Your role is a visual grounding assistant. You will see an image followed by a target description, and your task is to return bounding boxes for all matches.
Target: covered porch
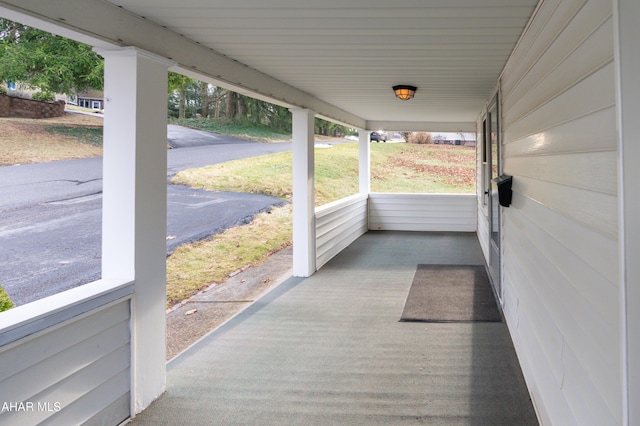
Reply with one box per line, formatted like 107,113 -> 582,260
133,231 -> 537,425
2,0 -> 640,424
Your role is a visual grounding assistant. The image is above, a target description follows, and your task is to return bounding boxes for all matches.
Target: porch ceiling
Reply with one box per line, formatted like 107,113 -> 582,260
0,0 -> 539,129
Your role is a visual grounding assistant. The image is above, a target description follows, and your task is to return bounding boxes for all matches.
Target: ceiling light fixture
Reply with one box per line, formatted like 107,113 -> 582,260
392,85 -> 417,101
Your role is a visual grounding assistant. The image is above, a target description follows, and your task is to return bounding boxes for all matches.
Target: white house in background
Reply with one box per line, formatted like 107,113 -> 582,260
67,90 -> 105,110
0,1 -> 638,425
433,132 -> 476,146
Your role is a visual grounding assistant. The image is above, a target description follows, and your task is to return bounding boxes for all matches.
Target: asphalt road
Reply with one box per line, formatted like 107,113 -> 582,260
0,125 -> 293,306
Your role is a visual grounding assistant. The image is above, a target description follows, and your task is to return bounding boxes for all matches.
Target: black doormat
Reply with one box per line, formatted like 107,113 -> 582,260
400,265 -> 502,322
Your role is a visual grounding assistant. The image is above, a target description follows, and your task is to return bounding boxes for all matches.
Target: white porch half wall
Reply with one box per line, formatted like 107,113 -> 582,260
316,194 -> 368,270
369,193 -> 477,233
315,193 -> 477,269
0,280 -> 134,425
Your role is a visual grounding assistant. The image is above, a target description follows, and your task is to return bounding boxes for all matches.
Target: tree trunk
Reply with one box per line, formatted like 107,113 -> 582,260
178,87 -> 186,119
237,95 -> 247,118
214,88 -> 221,119
199,81 -> 210,118
226,91 -> 236,119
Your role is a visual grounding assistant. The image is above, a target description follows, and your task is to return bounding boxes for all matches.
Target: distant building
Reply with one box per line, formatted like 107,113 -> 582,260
433,132 -> 476,146
67,90 -> 104,110
3,82 -> 65,102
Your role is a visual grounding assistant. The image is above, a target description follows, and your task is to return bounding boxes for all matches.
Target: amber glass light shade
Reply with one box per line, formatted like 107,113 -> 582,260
392,85 -> 417,100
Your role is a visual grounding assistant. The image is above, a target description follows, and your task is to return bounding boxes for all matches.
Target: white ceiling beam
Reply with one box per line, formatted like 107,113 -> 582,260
0,5 -> 112,47
0,0 -> 367,129
367,121 -> 476,132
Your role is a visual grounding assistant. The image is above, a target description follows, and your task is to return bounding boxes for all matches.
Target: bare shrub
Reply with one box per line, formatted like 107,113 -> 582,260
408,132 -> 433,144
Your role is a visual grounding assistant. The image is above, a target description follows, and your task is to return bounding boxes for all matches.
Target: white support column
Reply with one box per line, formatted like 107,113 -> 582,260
614,0 -> 640,424
358,130 -> 371,194
97,47 -> 174,414
291,108 -> 316,277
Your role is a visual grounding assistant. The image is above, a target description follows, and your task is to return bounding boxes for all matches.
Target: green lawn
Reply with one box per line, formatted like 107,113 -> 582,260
173,142 -> 475,206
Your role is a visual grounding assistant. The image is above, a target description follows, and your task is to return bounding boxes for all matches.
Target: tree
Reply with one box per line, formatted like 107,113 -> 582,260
213,87 -> 224,118
315,118 -> 349,137
0,18 -> 103,94
168,73 -> 194,119
269,104 -> 292,132
226,90 -> 237,119
199,81 -> 211,118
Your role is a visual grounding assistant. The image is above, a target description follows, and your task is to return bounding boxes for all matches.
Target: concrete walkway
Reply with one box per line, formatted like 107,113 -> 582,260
133,231 -> 538,425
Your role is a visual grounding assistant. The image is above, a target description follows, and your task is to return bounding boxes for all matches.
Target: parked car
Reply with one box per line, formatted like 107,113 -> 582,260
370,131 -> 387,142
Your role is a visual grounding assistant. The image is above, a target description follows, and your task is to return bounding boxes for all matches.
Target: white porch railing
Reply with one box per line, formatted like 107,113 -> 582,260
0,279 -> 133,425
315,193 -> 477,270
315,194 -> 369,269
368,193 -> 477,232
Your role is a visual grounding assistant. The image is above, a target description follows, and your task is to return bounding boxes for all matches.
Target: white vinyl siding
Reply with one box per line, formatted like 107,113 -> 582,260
0,286 -> 132,425
496,0 -> 619,424
369,193 -> 476,232
315,194 -> 368,269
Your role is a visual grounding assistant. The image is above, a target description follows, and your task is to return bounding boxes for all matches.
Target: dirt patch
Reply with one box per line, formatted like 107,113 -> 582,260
389,154 -> 475,187
39,113 -> 104,127
0,113 -> 103,165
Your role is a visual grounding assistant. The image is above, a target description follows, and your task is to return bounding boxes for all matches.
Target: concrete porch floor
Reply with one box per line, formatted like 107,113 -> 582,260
132,231 -> 538,425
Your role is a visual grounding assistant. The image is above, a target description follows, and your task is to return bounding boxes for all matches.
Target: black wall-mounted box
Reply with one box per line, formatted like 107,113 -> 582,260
492,175 -> 513,208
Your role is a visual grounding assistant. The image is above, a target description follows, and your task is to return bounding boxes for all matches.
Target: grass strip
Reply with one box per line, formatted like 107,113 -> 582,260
171,117 -> 291,143
166,204 -> 292,308
44,125 -> 103,147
